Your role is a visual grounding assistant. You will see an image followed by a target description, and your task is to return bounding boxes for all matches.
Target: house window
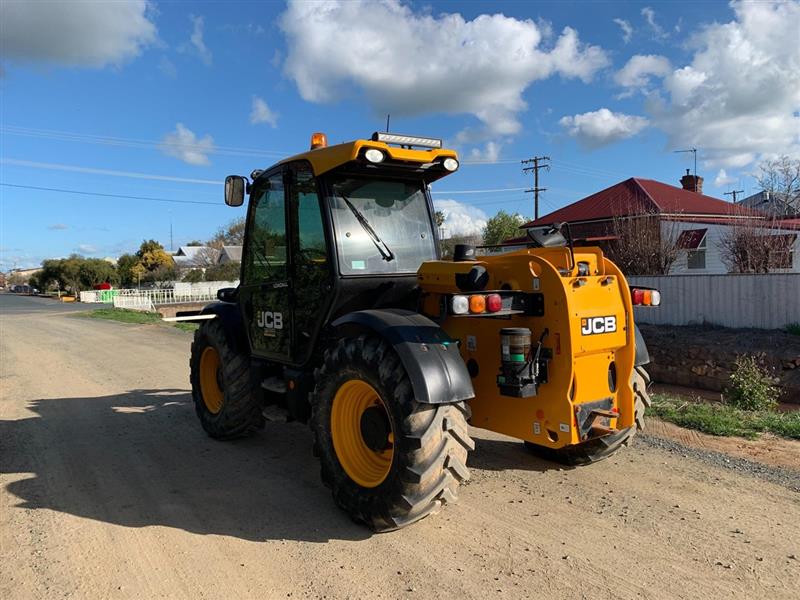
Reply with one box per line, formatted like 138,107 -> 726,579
678,228 -> 708,270
764,234 -> 796,270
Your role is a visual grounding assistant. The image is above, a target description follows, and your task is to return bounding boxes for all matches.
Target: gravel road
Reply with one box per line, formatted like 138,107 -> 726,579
2,295 -> 798,599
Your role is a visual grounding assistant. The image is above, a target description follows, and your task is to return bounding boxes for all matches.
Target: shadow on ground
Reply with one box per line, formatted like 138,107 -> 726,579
1,389 -> 561,543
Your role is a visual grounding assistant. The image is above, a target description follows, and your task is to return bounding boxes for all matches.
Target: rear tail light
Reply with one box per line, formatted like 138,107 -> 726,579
486,293 -> 502,313
469,295 -> 486,314
451,295 -> 469,314
631,287 -> 661,306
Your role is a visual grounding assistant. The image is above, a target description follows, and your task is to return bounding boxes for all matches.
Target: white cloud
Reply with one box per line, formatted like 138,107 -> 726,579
158,56 -> 177,78
160,123 -> 214,166
560,108 -> 649,149
250,96 -> 279,127
613,18 -> 633,44
279,0 -> 608,139
714,169 -> 737,188
614,54 -> 671,91
433,200 -> 488,237
649,0 -> 800,167
469,141 -> 502,163
48,224 -> 68,231
641,7 -> 667,39
78,244 -> 97,254
179,15 -> 212,66
0,0 -> 156,68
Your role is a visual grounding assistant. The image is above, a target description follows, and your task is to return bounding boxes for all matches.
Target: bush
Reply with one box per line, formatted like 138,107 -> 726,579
723,356 -> 779,411
786,322 -> 800,336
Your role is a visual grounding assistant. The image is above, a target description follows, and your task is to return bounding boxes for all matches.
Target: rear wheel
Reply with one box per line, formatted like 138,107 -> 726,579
524,365 -> 652,465
190,320 -> 262,439
311,335 -> 474,532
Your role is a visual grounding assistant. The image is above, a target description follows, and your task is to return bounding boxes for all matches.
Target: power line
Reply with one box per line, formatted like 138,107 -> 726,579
521,156 -> 550,219
430,186 -> 526,195
724,189 -> 745,202
0,183 -> 221,206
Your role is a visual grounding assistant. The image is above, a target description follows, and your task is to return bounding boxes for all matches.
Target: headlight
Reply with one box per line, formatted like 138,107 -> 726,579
364,148 -> 385,163
442,158 -> 459,172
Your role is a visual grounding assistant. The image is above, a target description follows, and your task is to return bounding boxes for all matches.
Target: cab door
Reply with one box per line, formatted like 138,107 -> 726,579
239,168 -> 292,361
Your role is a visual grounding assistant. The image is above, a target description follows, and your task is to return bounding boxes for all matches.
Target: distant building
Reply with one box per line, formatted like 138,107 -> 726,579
218,245 -> 242,264
516,171 -> 799,274
172,246 -> 220,270
737,190 -> 798,218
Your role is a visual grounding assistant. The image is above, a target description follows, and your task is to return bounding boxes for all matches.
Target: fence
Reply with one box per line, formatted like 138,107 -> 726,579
629,274 -> 800,330
78,281 -> 239,312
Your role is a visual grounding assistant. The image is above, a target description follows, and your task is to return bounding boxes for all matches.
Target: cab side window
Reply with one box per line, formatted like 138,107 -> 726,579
295,165 -> 327,267
243,173 -> 287,283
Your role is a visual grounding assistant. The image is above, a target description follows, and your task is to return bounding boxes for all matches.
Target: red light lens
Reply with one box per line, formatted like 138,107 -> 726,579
486,293 -> 502,312
632,289 -> 644,305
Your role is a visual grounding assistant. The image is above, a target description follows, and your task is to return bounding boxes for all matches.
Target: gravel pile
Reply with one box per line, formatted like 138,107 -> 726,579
634,434 -> 800,492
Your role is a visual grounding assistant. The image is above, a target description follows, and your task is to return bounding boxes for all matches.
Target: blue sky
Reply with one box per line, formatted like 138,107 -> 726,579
2,0 -> 799,269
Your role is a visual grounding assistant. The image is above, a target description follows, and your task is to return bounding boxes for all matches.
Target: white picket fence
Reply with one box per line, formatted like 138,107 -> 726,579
629,274 -> 800,330
79,281 -> 239,312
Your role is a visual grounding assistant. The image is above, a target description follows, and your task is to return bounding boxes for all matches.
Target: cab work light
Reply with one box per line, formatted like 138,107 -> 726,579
364,148 -> 385,163
371,132 -> 442,148
442,157 -> 459,172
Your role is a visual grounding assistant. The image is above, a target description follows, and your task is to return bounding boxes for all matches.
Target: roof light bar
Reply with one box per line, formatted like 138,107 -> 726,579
371,132 -> 442,148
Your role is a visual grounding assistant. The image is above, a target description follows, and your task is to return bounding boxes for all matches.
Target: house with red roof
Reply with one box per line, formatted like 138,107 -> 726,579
518,171 -> 799,274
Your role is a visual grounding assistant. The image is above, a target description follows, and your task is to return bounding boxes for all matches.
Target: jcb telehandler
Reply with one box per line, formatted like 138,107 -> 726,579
188,131 -> 656,531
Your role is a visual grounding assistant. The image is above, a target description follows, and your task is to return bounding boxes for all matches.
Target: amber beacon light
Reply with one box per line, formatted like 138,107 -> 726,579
310,132 -> 328,149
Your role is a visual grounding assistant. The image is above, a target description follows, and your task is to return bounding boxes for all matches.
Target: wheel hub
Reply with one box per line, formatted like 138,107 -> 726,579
360,406 -> 392,452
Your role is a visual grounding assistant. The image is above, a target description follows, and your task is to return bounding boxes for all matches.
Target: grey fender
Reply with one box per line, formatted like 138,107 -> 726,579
634,324 -> 650,366
331,309 -> 475,405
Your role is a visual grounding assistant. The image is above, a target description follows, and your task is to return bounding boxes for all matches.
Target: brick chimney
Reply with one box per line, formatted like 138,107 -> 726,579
680,168 -> 703,194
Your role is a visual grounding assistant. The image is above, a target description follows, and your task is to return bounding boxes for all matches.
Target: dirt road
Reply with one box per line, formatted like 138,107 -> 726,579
2,295 -> 798,599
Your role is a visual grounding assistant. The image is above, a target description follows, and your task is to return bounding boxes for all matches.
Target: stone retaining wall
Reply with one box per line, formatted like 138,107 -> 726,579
638,324 -> 800,403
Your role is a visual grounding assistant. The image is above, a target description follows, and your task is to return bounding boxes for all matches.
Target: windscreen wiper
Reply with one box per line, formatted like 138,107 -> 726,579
340,195 -> 395,262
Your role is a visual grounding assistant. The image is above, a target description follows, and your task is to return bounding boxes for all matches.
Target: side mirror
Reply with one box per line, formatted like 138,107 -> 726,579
224,175 -> 246,207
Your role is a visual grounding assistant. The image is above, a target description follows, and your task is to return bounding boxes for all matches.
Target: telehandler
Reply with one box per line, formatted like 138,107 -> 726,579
187,131 -> 656,531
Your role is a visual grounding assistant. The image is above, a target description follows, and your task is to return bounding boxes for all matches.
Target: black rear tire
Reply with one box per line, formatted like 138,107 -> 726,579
311,335 -> 474,532
524,365 -> 652,466
189,319 -> 263,439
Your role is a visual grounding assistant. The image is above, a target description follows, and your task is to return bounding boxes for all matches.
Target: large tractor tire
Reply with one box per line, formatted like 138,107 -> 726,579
311,335 -> 474,532
189,320 -> 263,439
524,365 -> 652,466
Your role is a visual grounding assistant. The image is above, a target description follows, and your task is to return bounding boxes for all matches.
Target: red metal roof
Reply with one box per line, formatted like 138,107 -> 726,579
522,178 -> 762,228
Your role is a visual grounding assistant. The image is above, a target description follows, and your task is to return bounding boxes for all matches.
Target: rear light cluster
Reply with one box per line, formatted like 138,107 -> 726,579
631,288 -> 661,306
451,293 -> 503,315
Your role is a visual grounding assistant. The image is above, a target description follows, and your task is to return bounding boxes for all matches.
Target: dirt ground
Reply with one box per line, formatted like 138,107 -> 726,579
1,295 -> 799,600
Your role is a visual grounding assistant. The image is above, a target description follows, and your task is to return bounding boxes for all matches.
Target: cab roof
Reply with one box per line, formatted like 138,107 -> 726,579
277,138 -> 459,182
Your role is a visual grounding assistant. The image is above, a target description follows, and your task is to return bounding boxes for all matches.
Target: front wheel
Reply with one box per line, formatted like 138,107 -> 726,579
189,319 -> 262,439
311,335 -> 474,532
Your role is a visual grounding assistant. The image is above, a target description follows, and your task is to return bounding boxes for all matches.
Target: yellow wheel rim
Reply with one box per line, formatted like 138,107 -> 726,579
331,379 -> 394,488
199,346 -> 224,414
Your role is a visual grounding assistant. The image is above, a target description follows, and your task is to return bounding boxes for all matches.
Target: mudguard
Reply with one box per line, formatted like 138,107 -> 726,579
200,301 -> 248,353
332,309 -> 475,405
634,324 -> 650,366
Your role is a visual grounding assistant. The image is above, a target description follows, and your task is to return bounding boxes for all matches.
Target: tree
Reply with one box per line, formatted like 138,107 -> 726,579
205,261 -> 241,282
756,155 -> 800,216
482,211 -> 526,246
606,215 -> 681,275
136,239 -> 173,272
182,269 -> 205,283
116,253 -> 139,287
717,218 -> 795,273
78,258 -> 117,289
186,239 -> 204,246
208,217 -> 246,249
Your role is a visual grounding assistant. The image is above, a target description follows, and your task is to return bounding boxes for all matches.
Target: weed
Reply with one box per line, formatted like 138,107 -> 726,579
723,356 -> 779,411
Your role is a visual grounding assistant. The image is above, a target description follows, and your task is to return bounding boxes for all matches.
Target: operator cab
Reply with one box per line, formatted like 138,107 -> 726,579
223,132 -> 459,367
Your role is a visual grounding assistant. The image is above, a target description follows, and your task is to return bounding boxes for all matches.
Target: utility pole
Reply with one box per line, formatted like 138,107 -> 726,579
673,147 -> 698,191
724,189 -> 744,203
522,156 -> 550,220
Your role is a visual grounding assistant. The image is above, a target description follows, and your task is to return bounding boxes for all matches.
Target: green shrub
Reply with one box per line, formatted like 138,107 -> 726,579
786,322 -> 800,336
723,356 -> 779,411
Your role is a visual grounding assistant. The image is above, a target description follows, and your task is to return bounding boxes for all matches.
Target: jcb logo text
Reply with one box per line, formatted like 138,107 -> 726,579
257,311 -> 283,330
581,316 -> 616,336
